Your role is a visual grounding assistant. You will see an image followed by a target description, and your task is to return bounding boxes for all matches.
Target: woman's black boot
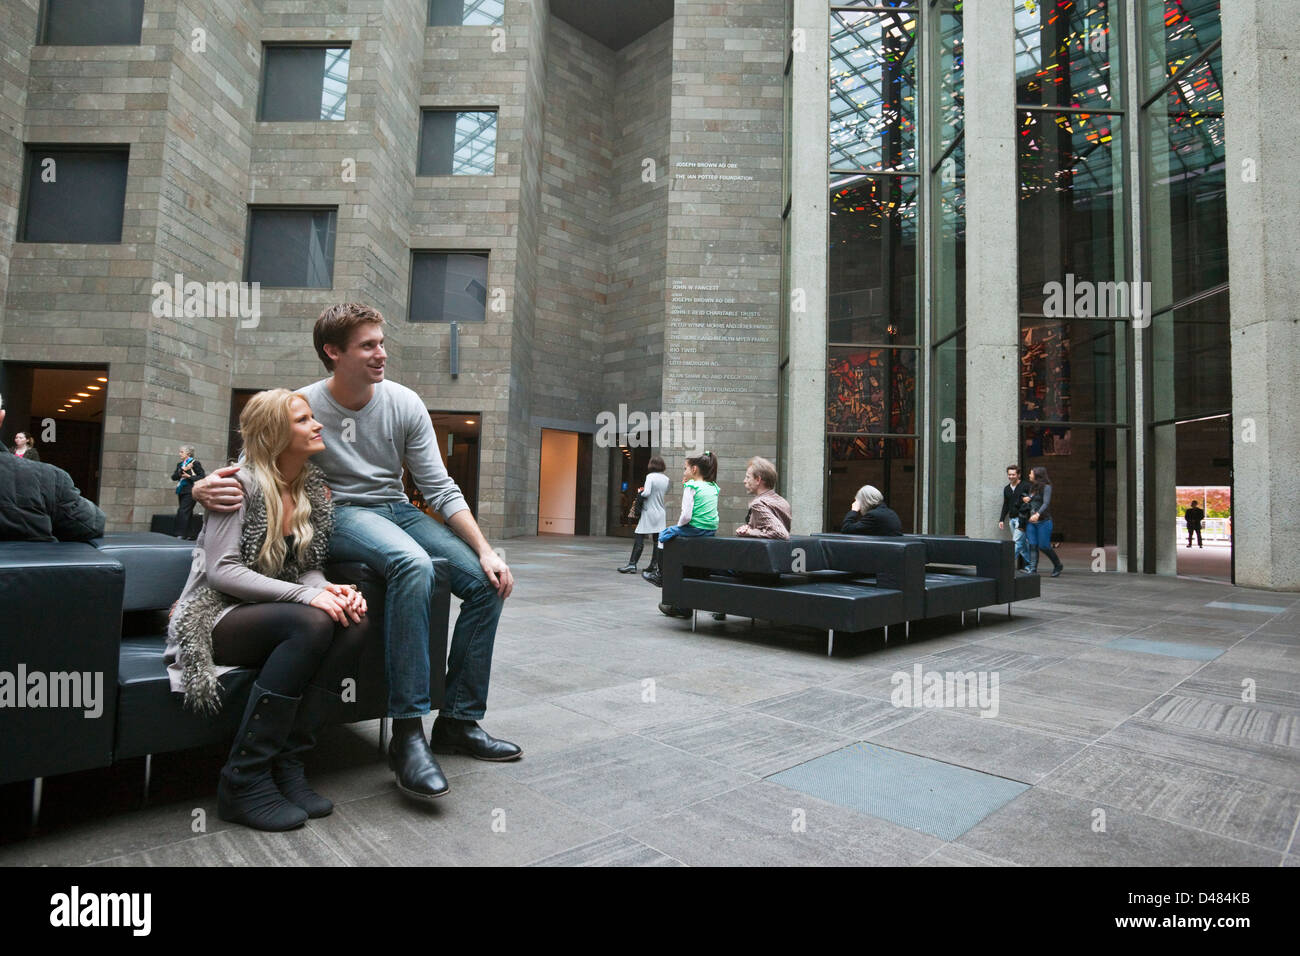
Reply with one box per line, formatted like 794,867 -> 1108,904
218,682 -> 309,831
272,683 -> 336,818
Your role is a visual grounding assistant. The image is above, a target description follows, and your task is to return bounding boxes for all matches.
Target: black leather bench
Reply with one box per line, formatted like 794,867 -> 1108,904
662,536 -> 926,655
1,532 -> 450,822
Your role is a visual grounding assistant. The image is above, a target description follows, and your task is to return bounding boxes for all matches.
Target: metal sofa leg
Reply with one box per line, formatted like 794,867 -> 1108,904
378,717 -> 391,754
977,608 -> 982,626
31,777 -> 43,832
905,621 -> 910,640
1008,602 -> 1012,618
691,609 -> 697,633
961,610 -> 966,627
142,754 -> 153,807
884,623 -> 889,643
827,629 -> 834,657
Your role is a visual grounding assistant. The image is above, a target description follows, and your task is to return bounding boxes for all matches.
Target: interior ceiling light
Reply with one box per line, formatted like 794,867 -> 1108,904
465,420 -> 475,425
96,376 -> 108,382
69,398 -> 82,404
87,385 -> 102,390
77,392 -> 91,397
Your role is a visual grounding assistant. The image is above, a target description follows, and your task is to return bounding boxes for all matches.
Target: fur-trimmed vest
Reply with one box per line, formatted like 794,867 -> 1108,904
168,464 -> 334,714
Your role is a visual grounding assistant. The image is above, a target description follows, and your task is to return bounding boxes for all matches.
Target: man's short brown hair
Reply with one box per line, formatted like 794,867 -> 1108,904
747,456 -> 778,489
314,303 -> 385,371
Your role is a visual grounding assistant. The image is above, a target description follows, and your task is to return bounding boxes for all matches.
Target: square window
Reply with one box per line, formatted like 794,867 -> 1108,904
418,110 -> 497,175
21,147 -> 129,243
429,0 -> 505,27
41,0 -> 143,45
245,208 -> 337,288
260,46 -> 350,121
409,252 -> 489,323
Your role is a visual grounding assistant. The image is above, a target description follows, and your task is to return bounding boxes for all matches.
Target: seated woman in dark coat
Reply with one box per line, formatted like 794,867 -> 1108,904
840,484 -> 903,536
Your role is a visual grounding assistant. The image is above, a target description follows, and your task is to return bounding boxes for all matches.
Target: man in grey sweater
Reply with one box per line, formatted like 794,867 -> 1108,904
194,304 -> 519,801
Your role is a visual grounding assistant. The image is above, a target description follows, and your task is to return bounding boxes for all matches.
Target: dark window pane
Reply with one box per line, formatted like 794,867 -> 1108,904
1014,0 -> 1121,109
1144,51 -> 1226,311
1020,319 -> 1118,425
43,0 -> 143,45
829,8 -> 917,172
1017,110 -> 1125,314
22,148 -> 128,243
1142,0 -> 1221,96
933,136 -> 964,340
828,346 -> 917,435
418,111 -> 497,175
410,252 -> 489,323
260,46 -> 349,121
1151,289 -> 1231,422
931,330 -> 965,535
1021,424 -> 1120,547
246,208 -> 337,288
429,0 -> 504,26
829,175 -> 918,344
827,436 -> 916,534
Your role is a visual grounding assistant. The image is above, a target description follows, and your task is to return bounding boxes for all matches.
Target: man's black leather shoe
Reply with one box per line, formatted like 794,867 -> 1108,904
430,717 -> 522,761
388,723 -> 450,799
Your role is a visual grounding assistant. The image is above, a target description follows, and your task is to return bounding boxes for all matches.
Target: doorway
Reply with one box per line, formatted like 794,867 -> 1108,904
1172,416 -> 1232,582
538,428 -> 591,535
1,362 -> 108,502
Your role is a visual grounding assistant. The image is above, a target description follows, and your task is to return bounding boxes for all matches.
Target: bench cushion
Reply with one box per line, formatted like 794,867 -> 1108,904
91,533 -> 195,612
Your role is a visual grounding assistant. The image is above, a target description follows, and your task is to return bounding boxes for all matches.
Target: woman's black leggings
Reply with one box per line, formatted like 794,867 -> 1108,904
212,602 -> 371,698
628,533 -> 652,564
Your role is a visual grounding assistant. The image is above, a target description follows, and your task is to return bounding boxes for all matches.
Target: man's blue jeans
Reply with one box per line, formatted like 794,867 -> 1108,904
1010,517 -> 1032,568
329,502 -> 502,721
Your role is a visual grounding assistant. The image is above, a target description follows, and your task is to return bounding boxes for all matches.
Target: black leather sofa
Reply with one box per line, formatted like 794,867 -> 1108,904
817,533 -> 1041,623
661,533 -> 1040,655
0,532 -> 449,819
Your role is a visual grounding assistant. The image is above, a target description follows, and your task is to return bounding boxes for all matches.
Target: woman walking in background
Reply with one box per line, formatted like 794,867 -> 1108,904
171,444 -> 205,538
619,455 -> 668,574
166,389 -> 371,831
11,431 -> 39,462
1024,465 -> 1064,577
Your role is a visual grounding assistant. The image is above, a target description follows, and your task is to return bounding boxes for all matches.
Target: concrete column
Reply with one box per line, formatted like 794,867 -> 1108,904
962,0 -> 1020,539
1221,0 -> 1300,590
786,0 -> 828,534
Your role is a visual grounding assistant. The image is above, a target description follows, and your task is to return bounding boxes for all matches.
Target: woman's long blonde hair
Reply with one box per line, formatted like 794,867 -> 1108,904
238,388 -> 316,574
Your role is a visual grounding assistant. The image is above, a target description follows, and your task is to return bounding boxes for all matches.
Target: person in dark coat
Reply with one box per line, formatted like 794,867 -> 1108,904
172,444 -> 205,538
1184,500 -> 1205,548
840,484 -> 903,536
0,396 -> 104,542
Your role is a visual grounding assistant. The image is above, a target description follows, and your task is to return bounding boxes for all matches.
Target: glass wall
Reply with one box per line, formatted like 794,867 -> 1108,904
1140,0 -> 1229,573
928,0 -> 964,533
1014,0 -> 1130,549
828,3 -> 921,531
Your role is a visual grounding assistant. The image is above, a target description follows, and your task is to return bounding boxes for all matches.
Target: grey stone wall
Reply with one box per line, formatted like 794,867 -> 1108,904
662,0 -> 785,529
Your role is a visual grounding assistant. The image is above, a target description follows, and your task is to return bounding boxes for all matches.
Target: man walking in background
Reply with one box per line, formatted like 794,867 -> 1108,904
998,464 -> 1032,570
1185,500 -> 1205,549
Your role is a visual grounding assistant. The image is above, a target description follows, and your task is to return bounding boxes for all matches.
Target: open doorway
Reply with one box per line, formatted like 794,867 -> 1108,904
538,428 -> 591,535
403,411 -> 481,519
1173,416 -> 1232,582
1,362 -> 108,502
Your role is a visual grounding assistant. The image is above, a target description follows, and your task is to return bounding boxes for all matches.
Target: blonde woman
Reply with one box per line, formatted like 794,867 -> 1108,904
166,389 -> 371,832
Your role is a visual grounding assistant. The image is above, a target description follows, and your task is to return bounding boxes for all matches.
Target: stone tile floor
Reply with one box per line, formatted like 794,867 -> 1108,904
2,535 -> 1297,866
